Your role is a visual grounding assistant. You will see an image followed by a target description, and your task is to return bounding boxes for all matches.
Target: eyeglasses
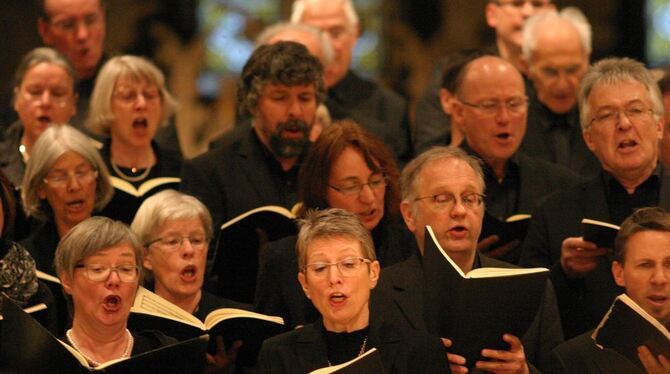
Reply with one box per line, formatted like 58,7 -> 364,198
303,257 -> 372,278
75,263 -> 140,283
48,13 -> 103,34
495,0 -> 553,9
43,169 -> 98,188
113,88 -> 161,105
414,192 -> 485,211
328,173 -> 388,196
458,97 -> 528,117
21,89 -> 73,108
145,235 -> 209,252
589,105 -> 654,128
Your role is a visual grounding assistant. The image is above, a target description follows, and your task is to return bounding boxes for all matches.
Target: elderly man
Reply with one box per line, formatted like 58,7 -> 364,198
291,0 -> 411,162
519,8 -> 600,177
372,146 -> 563,374
414,0 -> 555,155
551,207 -> 670,373
180,41 -> 324,231
519,57 -> 670,340
450,55 -> 578,262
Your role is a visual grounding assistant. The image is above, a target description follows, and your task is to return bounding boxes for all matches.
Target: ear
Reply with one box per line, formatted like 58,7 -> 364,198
37,183 -> 47,200
38,18 -> 52,45
450,100 -> 467,135
582,129 -> 596,153
142,248 -> 154,271
484,3 -> 498,28
68,93 -> 79,118
60,273 -> 73,295
368,260 -> 380,289
439,88 -> 453,116
400,200 -> 416,234
298,272 -> 310,299
12,87 -> 19,112
612,260 -> 626,288
655,116 -> 664,141
519,56 -> 530,77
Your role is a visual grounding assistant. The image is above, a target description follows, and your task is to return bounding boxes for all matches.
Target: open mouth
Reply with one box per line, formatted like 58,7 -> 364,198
37,115 -> 51,125
496,133 -> 511,140
648,295 -> 669,305
618,139 -> 637,150
180,264 -> 197,282
330,292 -> 347,304
133,118 -> 148,129
66,199 -> 85,210
103,295 -> 121,311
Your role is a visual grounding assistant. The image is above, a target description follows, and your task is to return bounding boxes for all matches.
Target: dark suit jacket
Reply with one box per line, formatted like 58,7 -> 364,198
0,121 -> 25,189
254,219 -> 416,328
256,318 -> 449,373
327,70 -> 412,162
520,98 -> 600,179
371,253 -> 563,373
180,127 -> 299,231
519,168 -> 670,339
550,331 -> 643,374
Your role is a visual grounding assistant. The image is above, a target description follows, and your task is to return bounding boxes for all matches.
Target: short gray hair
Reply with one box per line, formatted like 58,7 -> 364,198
291,0 -> 359,28
130,189 -> 213,246
86,55 -> 178,136
296,208 -> 375,271
13,47 -> 77,102
400,146 -> 485,206
256,22 -> 334,66
522,7 -> 592,62
578,57 -> 664,131
55,216 -> 143,280
21,124 -> 113,220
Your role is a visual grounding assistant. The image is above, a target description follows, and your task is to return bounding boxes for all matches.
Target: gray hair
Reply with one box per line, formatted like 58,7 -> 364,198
400,146 -> 485,207
296,208 -> 375,271
522,7 -> 592,62
13,47 -> 77,103
86,55 -> 178,136
291,0 -> 359,28
578,57 -> 664,131
21,124 -> 113,220
130,189 -> 213,246
55,216 -> 143,280
256,22 -> 334,66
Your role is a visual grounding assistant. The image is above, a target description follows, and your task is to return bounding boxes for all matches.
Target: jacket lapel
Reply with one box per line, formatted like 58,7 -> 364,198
390,255 -> 427,331
295,321 -> 330,371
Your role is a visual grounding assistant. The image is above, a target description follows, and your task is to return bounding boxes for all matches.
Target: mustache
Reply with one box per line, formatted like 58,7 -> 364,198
276,118 -> 310,134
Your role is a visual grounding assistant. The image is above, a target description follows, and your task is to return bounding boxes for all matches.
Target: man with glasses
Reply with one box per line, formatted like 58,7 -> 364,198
519,57 -> 670,340
414,0 -> 554,155
291,0 -> 412,162
451,55 -> 577,263
371,146 -> 563,373
519,8 -> 600,178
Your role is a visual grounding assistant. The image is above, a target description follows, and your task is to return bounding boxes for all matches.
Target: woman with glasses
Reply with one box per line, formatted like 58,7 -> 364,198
0,47 -> 77,190
131,189 -> 250,372
257,208 -> 448,373
56,216 -> 176,367
87,55 -> 181,224
255,120 -> 415,328
21,124 -> 113,276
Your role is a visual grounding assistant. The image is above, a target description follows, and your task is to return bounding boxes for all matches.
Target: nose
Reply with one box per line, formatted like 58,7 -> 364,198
38,91 -> 53,106
66,173 -> 83,191
181,238 -> 195,258
520,1 -> 535,17
75,21 -> 90,41
616,110 -> 634,131
650,265 -> 669,285
105,270 -> 121,288
495,104 -> 511,124
287,97 -> 303,118
358,183 -> 375,203
134,93 -> 147,109
449,198 -> 468,217
326,264 -> 344,285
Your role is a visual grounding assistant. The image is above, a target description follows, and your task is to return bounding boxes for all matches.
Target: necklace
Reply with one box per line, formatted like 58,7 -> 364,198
327,335 -> 368,366
111,161 -> 152,182
18,143 -> 28,163
66,328 -> 134,367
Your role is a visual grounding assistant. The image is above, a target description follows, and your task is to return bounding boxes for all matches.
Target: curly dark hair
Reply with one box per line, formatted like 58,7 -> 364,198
298,119 -> 400,220
237,41 -> 325,116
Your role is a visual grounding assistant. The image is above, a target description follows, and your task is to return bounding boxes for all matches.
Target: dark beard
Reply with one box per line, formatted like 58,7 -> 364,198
269,118 -> 311,158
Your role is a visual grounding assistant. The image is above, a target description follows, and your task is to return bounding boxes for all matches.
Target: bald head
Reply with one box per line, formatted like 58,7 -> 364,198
257,22 -> 333,66
523,8 -> 590,113
453,56 -> 528,173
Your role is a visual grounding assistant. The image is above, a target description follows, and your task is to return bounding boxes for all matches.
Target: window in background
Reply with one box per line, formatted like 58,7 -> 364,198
648,0 -> 670,66
197,0 -> 382,98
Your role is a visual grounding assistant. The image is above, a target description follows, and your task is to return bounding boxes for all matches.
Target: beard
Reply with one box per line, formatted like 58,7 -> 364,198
269,118 -> 311,158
